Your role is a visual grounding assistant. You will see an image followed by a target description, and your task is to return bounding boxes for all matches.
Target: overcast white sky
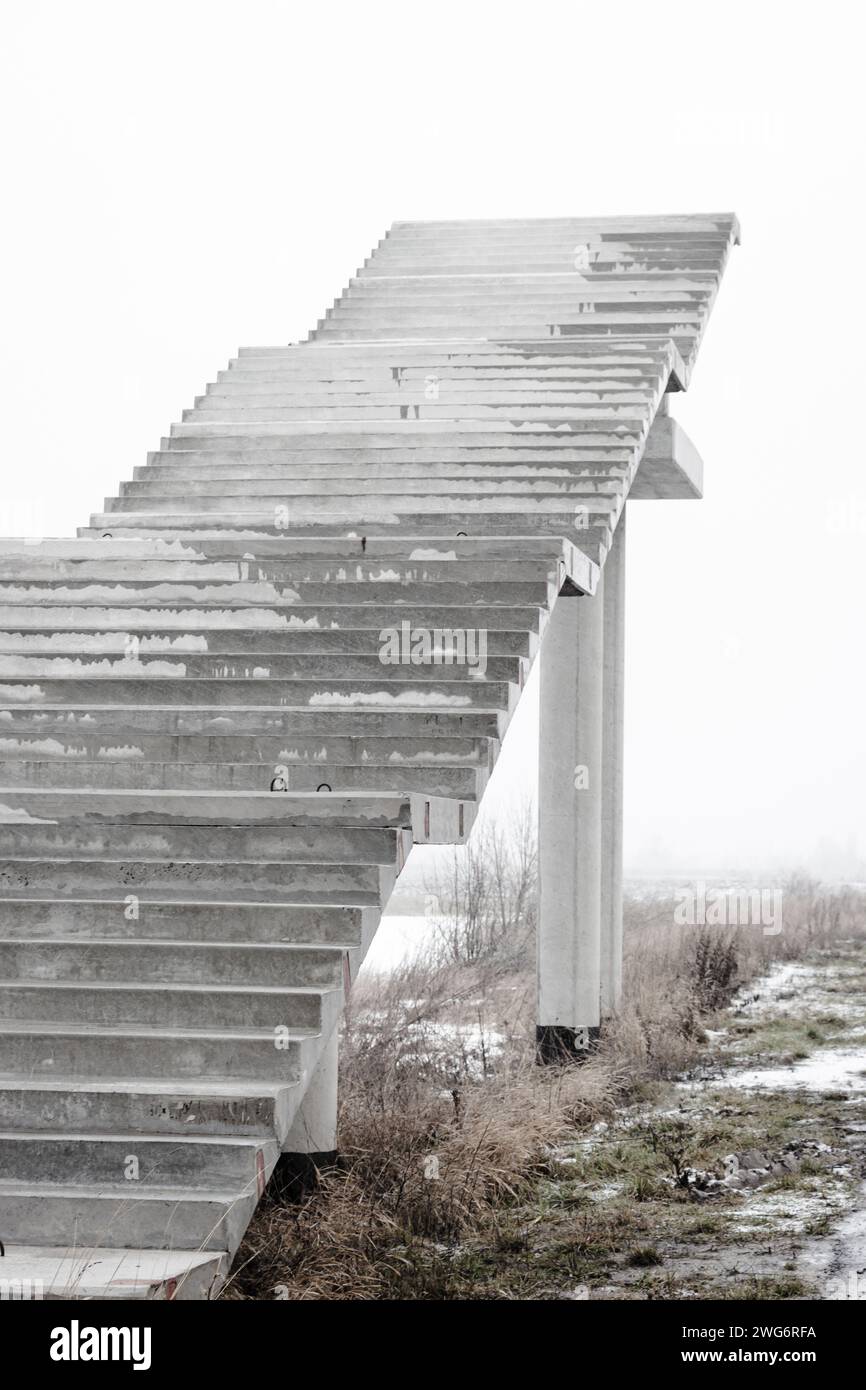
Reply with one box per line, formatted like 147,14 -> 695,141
1,1 -> 863,878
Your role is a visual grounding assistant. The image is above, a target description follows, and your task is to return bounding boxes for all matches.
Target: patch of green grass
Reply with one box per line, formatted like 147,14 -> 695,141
629,1173 -> 667,1202
708,1274 -> 814,1300
697,1087 -> 847,1148
622,1077 -> 666,1106
555,1136 -> 663,1186
763,1172 -> 804,1193
538,1180 -> 589,1212
729,1015 -> 831,1058
491,1223 -> 530,1255
802,1213 -> 836,1237
679,1215 -> 723,1239
628,1246 -> 663,1268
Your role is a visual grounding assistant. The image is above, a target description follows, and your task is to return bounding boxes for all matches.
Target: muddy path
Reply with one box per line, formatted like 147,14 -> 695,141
541,941 -> 866,1299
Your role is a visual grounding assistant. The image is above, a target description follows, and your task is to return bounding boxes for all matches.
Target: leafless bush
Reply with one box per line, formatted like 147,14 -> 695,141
423,802 -> 537,967
602,883 -> 866,1079
691,929 -> 739,1011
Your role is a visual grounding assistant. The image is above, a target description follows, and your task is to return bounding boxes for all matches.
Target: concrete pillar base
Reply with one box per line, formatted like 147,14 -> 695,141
536,1024 -> 601,1064
281,1026 -> 338,1155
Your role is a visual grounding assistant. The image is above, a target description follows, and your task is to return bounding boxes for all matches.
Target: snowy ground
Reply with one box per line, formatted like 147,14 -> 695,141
551,944 -> 866,1299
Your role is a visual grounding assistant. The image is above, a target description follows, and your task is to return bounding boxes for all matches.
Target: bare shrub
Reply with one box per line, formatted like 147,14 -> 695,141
645,1119 -> 694,1187
423,803 -> 536,968
691,929 -> 739,1011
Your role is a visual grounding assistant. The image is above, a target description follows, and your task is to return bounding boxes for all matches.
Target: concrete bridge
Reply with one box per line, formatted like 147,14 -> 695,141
0,214 -> 737,1297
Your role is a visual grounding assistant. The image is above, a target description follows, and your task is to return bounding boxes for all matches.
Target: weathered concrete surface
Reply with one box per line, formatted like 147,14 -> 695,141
537,581 -> 604,1056
600,511 -> 626,1013
0,1245 -> 226,1300
0,214 -> 736,1296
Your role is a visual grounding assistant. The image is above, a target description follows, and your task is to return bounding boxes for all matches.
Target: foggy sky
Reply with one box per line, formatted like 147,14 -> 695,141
1,1 -> 862,878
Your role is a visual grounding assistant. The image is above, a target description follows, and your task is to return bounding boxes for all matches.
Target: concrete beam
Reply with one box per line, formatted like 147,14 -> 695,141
630,415 -> 705,499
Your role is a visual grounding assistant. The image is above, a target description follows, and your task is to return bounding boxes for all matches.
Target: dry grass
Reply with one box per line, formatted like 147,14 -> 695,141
606,878 -> 866,1079
223,878 -> 866,1300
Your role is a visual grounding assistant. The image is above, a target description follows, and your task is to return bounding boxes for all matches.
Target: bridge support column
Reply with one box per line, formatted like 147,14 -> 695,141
273,1027 -> 338,1196
537,571 -> 605,1062
601,511 -> 626,1014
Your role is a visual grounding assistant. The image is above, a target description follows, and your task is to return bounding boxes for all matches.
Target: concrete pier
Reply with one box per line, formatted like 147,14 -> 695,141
601,510 -> 626,1015
537,575 -> 605,1059
284,1025 -> 338,1158
274,1025 -> 339,1196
